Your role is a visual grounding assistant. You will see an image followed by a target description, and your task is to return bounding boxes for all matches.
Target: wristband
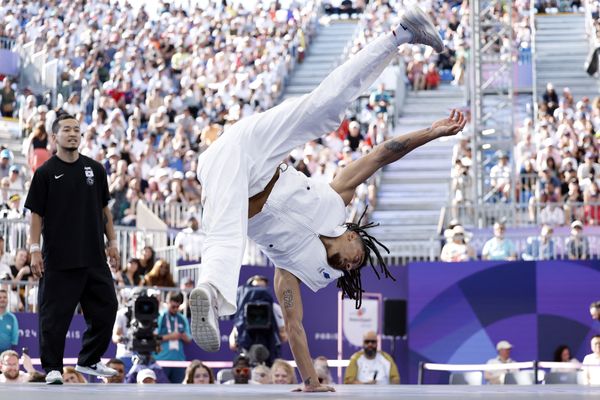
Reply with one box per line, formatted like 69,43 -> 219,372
30,244 -> 41,253
108,240 -> 118,249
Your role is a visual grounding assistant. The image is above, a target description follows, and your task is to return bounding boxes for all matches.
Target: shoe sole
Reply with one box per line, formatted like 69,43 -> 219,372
46,379 -> 63,385
402,6 -> 444,53
74,365 -> 117,377
189,287 -> 220,352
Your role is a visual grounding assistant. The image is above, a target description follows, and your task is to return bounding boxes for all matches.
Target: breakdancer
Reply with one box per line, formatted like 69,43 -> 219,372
191,6 -> 465,392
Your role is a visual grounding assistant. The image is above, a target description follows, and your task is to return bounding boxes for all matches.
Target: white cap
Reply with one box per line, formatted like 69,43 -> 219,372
137,368 -> 157,383
496,340 -> 513,351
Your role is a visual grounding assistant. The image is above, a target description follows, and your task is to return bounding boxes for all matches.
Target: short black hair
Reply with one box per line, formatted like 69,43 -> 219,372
167,291 -> 184,304
233,354 -> 250,368
107,358 -> 125,367
51,112 -> 77,134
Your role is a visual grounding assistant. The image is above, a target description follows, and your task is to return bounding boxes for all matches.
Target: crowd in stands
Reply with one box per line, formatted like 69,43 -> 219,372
440,218 -> 595,262
346,0 -> 469,91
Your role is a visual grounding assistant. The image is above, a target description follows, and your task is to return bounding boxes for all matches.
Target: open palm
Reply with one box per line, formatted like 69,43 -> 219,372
431,109 -> 467,137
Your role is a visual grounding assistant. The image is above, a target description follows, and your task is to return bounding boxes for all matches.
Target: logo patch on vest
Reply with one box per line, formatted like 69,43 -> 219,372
84,166 -> 95,186
318,267 -> 330,280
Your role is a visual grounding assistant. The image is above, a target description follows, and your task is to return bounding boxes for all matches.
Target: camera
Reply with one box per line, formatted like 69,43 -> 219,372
244,302 -> 272,330
126,289 -> 161,356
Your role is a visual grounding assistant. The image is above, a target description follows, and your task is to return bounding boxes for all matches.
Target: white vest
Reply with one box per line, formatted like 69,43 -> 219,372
248,167 -> 346,291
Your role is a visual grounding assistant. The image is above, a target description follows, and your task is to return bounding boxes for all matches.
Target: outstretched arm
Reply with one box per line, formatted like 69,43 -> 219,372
274,268 -> 335,392
331,110 -> 466,205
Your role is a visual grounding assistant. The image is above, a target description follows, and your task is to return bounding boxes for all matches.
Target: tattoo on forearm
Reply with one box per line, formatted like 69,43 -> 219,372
283,289 -> 293,309
384,138 -> 410,154
304,377 -> 311,386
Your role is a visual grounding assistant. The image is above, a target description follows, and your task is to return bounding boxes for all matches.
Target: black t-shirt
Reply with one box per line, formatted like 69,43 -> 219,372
25,155 -> 110,270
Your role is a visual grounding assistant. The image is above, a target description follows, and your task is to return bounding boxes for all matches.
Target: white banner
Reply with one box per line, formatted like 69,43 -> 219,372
342,298 -> 379,347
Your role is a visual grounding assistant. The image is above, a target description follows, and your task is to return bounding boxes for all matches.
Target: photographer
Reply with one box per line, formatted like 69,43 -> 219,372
155,291 -> 192,383
228,276 -> 286,366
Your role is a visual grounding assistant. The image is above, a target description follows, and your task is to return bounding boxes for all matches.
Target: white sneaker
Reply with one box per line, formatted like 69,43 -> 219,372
189,283 -> 221,352
75,362 -> 117,377
398,5 -> 444,53
45,370 -> 63,385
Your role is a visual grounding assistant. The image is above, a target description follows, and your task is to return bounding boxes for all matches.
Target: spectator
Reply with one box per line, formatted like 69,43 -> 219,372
0,149 -> 13,179
252,364 -> 272,384
425,63 -> 441,90
485,340 -> 516,385
539,199 -> 565,227
582,335 -> 600,385
271,359 -> 297,385
577,153 -> 600,184
102,358 -> 126,384
122,258 -> 142,287
224,354 -> 257,385
583,180 -> 600,225
62,366 -> 87,384
368,84 -> 391,115
481,222 -> 517,261
138,246 -> 155,276
344,331 -> 400,384
0,289 -> 18,353
0,349 -> 33,383
440,225 -> 476,262
136,368 -> 157,384
522,225 -> 557,260
0,78 -> 16,118
155,291 -> 192,383
183,360 -> 214,384
566,220 -> 590,259
26,122 -> 50,173
314,356 -> 334,385
590,301 -> 600,321
551,345 -> 579,372
142,260 -> 175,288
489,151 -> 511,202
174,216 -> 203,263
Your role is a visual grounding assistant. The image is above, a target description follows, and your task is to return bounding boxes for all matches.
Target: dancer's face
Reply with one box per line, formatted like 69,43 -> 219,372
327,231 -> 365,272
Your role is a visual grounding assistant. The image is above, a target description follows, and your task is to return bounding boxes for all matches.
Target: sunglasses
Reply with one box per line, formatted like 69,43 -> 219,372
364,339 -> 377,344
235,367 -> 250,375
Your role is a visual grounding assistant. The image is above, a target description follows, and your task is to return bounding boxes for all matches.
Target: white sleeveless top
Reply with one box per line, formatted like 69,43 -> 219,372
247,166 -> 346,291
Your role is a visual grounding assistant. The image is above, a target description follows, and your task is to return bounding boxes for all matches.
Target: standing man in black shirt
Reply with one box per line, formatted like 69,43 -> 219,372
25,113 -> 119,385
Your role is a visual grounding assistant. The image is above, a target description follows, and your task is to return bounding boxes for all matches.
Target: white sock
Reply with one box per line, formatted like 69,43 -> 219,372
393,24 -> 413,46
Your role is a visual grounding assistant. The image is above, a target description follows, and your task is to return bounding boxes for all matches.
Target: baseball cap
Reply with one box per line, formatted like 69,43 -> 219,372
9,165 -> 19,173
0,149 -> 12,159
571,220 -> 583,230
496,340 -> 513,350
136,368 -> 157,383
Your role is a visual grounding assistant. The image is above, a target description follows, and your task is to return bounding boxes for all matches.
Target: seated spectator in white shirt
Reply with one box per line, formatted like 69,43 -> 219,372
539,200 -> 565,227
440,225 -> 476,262
174,216 -> 203,263
485,340 -> 516,384
482,222 -> 517,261
582,335 -> 600,385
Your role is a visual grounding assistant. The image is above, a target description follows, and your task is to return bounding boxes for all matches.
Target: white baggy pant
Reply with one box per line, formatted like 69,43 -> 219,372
197,33 -> 401,316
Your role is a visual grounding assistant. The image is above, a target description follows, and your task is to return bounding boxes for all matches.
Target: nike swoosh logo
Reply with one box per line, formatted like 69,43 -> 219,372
54,174 -> 64,179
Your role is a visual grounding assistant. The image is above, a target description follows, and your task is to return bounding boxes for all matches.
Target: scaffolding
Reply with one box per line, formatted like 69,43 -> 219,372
469,0 -> 516,216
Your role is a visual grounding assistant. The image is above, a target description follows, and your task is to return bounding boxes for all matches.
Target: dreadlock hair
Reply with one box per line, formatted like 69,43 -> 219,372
336,207 -> 395,309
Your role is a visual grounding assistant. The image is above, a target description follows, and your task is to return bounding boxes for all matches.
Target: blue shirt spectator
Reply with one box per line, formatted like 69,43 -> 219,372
522,225 -> 557,261
155,291 -> 191,383
482,222 -> 517,261
0,289 -> 19,352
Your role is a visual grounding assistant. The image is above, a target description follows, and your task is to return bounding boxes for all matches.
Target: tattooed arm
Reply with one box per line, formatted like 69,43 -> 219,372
274,267 -> 335,392
330,110 -> 466,205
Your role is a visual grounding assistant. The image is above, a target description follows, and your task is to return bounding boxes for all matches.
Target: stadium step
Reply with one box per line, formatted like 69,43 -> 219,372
373,83 -> 464,252
281,20 -> 358,99
534,13 -> 600,100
